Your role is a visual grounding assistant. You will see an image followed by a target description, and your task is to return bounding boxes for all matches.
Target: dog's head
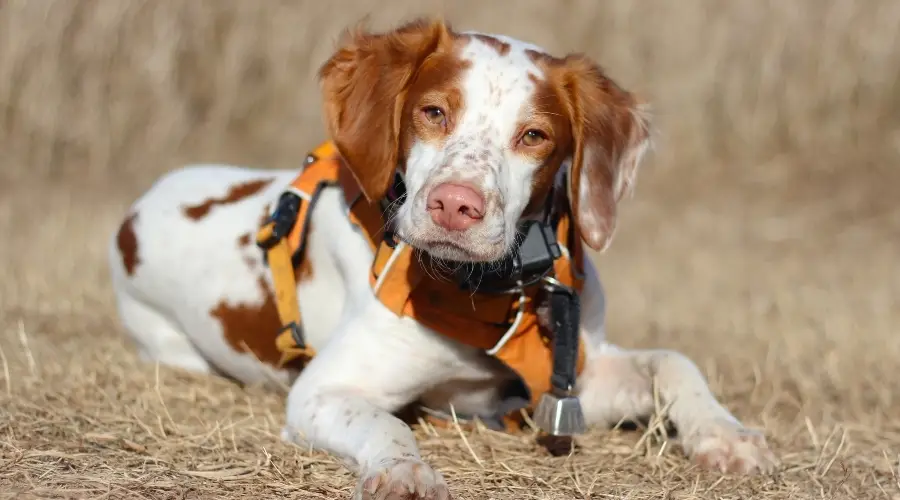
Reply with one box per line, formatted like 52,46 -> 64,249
319,19 -> 652,263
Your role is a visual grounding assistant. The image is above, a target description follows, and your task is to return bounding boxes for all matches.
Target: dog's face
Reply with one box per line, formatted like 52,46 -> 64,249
319,19 -> 651,262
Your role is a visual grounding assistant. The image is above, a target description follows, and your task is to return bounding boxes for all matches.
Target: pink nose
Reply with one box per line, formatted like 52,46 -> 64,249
426,183 -> 485,231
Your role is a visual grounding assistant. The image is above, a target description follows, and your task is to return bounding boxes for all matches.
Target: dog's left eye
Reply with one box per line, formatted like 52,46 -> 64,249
422,106 -> 446,126
521,129 -> 548,147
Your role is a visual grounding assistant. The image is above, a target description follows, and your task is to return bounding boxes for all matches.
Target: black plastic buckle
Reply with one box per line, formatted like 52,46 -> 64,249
257,191 -> 303,250
514,220 -> 562,279
281,321 -> 307,350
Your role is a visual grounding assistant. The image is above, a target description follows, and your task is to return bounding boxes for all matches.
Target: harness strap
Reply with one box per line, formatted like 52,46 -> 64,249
257,222 -> 314,366
256,141 -> 343,368
371,241 -> 423,315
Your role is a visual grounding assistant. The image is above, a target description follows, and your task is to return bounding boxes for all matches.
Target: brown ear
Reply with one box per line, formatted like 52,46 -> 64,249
318,19 -> 453,202
558,55 -> 652,252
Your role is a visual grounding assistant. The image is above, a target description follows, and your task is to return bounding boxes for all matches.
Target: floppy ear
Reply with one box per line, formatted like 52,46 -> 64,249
559,56 -> 652,252
318,19 -> 453,202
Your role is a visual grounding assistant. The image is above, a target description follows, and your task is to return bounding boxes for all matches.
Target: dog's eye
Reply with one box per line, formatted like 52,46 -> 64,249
422,106 -> 446,126
521,129 -> 548,147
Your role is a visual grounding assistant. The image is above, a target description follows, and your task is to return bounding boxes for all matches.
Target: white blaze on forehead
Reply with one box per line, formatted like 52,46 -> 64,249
456,32 -> 548,129
450,32 -> 557,236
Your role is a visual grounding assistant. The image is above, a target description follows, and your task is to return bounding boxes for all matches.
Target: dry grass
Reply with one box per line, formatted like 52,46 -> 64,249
1,1 -> 899,498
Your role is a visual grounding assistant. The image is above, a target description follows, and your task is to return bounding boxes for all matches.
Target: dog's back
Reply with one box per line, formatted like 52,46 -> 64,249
108,164 -> 355,385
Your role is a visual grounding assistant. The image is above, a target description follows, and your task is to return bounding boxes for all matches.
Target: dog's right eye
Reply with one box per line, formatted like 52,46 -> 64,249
521,129 -> 548,147
422,106 -> 446,126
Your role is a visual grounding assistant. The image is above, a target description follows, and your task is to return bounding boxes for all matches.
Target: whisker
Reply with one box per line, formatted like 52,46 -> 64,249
417,251 -> 440,282
378,197 -> 405,234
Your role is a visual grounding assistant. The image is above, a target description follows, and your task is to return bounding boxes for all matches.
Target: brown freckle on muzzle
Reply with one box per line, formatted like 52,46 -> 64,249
182,179 -> 274,221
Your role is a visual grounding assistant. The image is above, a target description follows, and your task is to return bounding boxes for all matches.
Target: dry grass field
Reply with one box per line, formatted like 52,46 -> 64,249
1,1 -> 899,498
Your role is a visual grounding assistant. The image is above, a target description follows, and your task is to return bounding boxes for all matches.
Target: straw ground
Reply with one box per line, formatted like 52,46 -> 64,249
1,1 -> 899,498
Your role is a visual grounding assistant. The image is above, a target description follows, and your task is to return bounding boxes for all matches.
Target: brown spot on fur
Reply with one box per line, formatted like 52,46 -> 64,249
258,203 -> 272,228
471,33 -> 510,56
319,18 -> 468,202
210,276 -> 290,367
295,222 -> 314,282
116,212 -> 140,276
183,179 -> 274,220
519,73 -> 573,216
527,52 -> 650,249
525,48 -> 564,66
237,232 -> 252,247
400,52 -> 470,150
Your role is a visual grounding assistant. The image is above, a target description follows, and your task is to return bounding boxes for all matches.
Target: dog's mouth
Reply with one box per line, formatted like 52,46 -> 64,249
419,240 -> 488,263
392,197 -> 508,263
402,235 -> 506,264
398,219 -> 567,294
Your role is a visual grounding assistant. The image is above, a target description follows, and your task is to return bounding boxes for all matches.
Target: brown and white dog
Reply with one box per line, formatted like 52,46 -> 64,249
109,19 -> 778,500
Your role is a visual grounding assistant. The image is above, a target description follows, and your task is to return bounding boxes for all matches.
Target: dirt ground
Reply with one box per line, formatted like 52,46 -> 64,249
1,2 -> 899,499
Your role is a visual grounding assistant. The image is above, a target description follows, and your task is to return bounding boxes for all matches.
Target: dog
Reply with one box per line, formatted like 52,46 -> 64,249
109,18 -> 778,500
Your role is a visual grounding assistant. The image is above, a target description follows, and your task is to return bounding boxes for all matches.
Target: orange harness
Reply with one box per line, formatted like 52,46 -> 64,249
256,141 -> 587,432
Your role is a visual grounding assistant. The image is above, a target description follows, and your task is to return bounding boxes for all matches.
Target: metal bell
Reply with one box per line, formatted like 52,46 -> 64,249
535,279 -> 586,437
533,389 -> 586,436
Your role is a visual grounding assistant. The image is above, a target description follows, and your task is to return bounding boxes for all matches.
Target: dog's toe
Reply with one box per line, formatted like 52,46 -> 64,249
356,458 -> 451,500
684,419 -> 780,475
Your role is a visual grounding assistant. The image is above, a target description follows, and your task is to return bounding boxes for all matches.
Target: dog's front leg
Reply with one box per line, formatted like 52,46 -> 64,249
574,259 -> 779,474
577,346 -> 780,474
282,305 -> 452,500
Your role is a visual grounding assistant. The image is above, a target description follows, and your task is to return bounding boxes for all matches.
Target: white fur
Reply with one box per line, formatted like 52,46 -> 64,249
109,32 -> 777,499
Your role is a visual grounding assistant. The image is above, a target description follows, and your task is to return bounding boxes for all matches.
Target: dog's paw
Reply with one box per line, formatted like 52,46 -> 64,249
355,458 -> 451,500
683,418 -> 780,475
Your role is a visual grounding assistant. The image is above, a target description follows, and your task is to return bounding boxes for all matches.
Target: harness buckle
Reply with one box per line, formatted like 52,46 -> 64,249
274,320 -> 315,367
257,191 -> 303,250
281,321 -> 307,349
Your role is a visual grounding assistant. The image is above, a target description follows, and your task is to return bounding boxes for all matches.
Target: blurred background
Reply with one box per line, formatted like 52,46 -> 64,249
0,1 -> 898,495
3,1 -> 898,184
